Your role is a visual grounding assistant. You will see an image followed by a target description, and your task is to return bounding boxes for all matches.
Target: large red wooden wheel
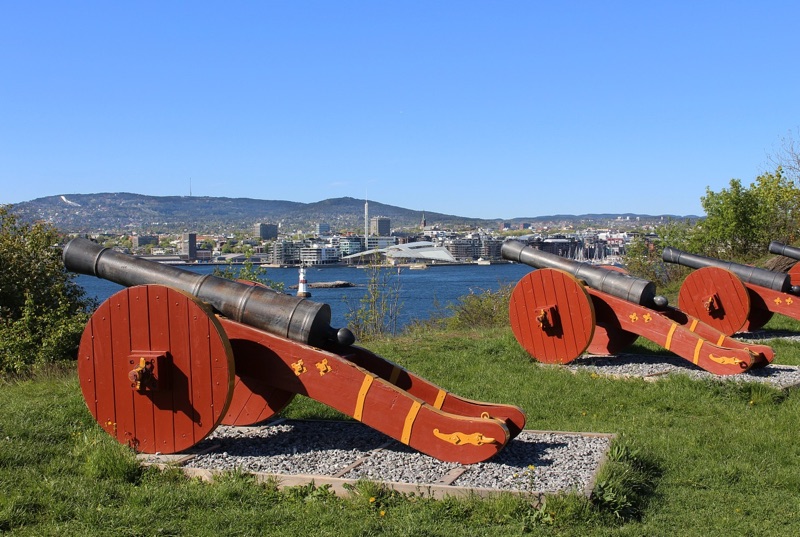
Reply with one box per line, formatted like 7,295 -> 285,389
77,285 -> 235,454
509,269 -> 595,364
677,267 -> 750,336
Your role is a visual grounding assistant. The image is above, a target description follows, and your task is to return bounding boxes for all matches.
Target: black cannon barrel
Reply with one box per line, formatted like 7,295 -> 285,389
63,237 -> 355,348
769,241 -> 800,261
501,240 -> 662,307
662,246 -> 791,293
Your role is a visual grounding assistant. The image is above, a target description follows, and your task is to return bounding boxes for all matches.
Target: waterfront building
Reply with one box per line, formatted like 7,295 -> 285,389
343,241 -> 457,265
180,233 -> 197,261
337,236 -> 363,256
445,237 -> 482,261
480,237 -> 504,260
254,222 -> 278,240
365,236 -> 397,250
300,245 -> 340,265
268,240 -> 302,265
131,235 -> 158,249
370,216 -> 391,237
316,222 -> 331,235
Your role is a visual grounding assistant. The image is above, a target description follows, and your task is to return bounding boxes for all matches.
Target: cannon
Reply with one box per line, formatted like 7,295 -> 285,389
768,241 -> 800,287
501,240 -> 773,375
64,238 -> 525,464
663,246 -> 800,334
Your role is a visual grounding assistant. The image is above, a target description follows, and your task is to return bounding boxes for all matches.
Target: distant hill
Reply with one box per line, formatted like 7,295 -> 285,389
9,193 -> 696,234
10,193 -> 487,234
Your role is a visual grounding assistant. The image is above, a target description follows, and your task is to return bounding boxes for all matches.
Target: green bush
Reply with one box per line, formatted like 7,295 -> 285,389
0,206 -> 94,374
444,284 -> 514,330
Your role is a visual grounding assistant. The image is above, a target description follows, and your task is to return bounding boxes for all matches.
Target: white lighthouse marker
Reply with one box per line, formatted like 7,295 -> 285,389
297,265 -> 311,297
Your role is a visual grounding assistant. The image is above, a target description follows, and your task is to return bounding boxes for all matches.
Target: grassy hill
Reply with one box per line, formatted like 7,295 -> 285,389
2,316 -> 800,535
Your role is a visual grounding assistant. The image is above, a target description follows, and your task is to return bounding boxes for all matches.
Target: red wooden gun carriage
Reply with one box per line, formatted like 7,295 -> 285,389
63,238 -> 525,464
501,241 -> 773,375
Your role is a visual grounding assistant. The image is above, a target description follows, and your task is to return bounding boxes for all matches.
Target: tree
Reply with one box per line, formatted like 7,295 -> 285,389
212,247 -> 284,292
698,168 -> 800,260
770,129 -> 800,182
0,206 -> 95,373
345,254 -> 402,341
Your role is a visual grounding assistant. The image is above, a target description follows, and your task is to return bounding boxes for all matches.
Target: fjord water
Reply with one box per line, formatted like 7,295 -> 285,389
75,263 -> 534,331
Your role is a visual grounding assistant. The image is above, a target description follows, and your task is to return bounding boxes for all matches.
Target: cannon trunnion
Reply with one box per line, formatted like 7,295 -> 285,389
66,238 -> 525,463
502,241 -> 773,375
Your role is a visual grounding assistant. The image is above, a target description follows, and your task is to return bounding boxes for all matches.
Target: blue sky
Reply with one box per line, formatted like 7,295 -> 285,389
1,2 -> 798,220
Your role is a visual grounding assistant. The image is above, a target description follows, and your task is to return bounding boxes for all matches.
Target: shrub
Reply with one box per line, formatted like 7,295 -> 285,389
444,284 -> 514,330
345,258 -> 402,341
0,206 -> 94,374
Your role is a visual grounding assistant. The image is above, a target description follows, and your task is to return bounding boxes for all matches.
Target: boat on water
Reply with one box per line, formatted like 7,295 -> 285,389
408,263 -> 428,270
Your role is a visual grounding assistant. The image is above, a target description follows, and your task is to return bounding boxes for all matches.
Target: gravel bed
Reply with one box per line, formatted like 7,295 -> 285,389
452,431 -> 610,494
185,421 -> 389,476
563,354 -> 800,388
558,329 -> 800,388
181,420 -> 612,495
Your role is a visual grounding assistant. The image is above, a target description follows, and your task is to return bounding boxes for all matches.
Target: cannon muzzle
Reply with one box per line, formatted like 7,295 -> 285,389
63,237 -> 355,348
662,246 -> 791,293
501,240 -> 664,308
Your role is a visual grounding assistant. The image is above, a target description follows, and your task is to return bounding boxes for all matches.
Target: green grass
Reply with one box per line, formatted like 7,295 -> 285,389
4,317 -> 800,535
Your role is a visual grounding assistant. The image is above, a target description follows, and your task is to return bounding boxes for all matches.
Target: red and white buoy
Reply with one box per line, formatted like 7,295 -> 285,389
297,265 -> 311,297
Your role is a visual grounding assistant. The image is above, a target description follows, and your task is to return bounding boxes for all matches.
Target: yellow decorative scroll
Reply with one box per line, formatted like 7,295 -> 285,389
709,354 -> 744,366
432,429 -> 497,446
